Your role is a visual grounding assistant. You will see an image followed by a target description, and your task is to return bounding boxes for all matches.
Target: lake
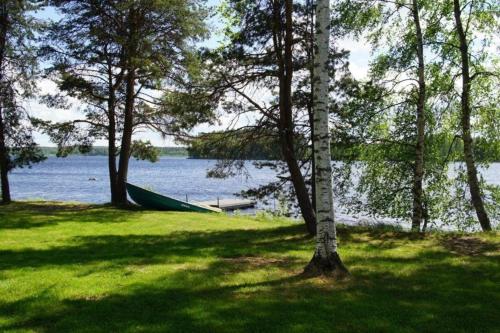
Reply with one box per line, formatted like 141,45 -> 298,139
8,156 -> 500,227
10,156 -> 276,203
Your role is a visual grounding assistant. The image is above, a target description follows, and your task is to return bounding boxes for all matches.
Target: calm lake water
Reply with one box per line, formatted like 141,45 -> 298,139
8,156 -> 500,227
10,156 -> 276,204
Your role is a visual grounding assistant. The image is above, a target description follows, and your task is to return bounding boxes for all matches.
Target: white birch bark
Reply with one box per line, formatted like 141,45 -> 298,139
312,0 -> 337,257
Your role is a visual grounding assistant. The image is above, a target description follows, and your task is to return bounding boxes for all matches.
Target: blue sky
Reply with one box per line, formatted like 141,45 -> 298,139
30,1 -> 370,147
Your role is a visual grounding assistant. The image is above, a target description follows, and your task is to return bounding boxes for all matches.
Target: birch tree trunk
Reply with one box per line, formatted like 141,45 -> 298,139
453,0 -> 492,231
411,0 -> 426,231
304,0 -> 348,277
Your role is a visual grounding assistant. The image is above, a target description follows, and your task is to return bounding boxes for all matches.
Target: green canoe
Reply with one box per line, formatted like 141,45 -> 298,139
126,183 -> 221,213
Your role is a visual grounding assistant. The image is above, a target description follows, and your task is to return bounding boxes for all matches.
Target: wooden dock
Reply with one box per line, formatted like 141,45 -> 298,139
197,198 -> 256,211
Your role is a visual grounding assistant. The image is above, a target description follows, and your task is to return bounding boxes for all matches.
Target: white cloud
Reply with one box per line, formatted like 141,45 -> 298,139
338,37 -> 371,80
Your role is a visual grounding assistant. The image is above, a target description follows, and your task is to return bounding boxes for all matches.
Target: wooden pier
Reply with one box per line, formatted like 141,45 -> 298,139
197,198 -> 256,211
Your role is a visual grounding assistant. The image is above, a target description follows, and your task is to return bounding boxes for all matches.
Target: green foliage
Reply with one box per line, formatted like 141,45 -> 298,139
42,0 -> 211,156
428,0 -> 500,225
0,202 -> 499,332
157,89 -> 219,135
130,140 -> 159,162
0,1 -> 46,174
332,0 -> 499,229
187,130 -> 283,160
189,0 -> 353,209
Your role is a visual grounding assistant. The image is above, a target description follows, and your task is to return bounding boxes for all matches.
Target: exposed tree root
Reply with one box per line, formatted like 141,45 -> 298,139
303,251 -> 350,279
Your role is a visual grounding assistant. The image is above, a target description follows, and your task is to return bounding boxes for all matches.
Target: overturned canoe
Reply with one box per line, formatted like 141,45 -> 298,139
126,183 -> 221,213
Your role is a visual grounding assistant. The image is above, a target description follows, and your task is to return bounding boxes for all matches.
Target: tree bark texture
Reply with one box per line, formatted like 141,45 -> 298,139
304,0 -> 348,277
107,73 -> 119,206
411,0 -> 426,231
273,0 -> 317,235
0,3 -> 11,204
453,0 -> 492,231
116,67 -> 135,206
115,7 -> 139,207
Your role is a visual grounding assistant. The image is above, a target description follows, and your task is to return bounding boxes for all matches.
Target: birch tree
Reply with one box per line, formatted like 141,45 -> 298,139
451,0 -> 494,231
429,0 -> 499,230
410,0 -> 426,231
304,0 -> 348,276
189,0 -> 353,235
331,0 -> 458,231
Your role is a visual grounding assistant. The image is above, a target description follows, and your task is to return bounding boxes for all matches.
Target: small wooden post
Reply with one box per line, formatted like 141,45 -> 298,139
185,194 -> 188,202
217,196 -> 220,207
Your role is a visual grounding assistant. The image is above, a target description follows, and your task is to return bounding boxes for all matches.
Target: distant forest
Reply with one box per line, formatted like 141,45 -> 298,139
40,137 -> 500,162
40,147 -> 188,157
187,133 -> 500,162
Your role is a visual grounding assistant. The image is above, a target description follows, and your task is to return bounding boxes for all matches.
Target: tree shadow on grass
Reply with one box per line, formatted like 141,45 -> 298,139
337,227 -> 430,250
1,205 -> 499,332
0,202 -> 145,230
2,248 -> 499,333
0,225 -> 309,272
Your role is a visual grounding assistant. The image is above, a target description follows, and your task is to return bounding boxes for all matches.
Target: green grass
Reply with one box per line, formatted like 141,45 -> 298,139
1,202 -> 499,333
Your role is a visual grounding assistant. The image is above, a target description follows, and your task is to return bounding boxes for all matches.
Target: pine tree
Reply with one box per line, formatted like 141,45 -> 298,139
0,0 -> 45,204
43,0 -> 209,206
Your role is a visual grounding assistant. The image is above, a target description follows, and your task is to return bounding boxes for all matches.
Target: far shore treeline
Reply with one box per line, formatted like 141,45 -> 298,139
39,146 -> 188,158
186,133 -> 500,162
38,134 -> 500,162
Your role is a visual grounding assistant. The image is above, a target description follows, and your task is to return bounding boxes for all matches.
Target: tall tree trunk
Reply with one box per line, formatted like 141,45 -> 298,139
116,68 -> 135,206
308,105 -> 316,213
304,0 -> 348,277
273,0 -> 316,236
411,0 -> 426,231
107,83 -> 118,205
453,0 -> 492,231
0,106 -> 10,204
307,0 -> 316,212
281,137 -> 317,236
0,4 -> 11,204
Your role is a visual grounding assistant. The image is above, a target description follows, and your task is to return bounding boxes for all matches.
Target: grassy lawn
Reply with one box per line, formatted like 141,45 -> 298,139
1,202 -> 499,333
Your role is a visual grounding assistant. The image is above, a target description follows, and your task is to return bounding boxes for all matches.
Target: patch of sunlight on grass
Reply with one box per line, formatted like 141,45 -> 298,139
0,201 -> 499,333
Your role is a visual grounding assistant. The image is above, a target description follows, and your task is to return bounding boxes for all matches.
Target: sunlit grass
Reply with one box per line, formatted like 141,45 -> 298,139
1,202 -> 499,332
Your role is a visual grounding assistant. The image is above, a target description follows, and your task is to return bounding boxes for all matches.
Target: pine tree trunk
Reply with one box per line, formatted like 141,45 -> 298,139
116,68 -> 135,206
0,5 -> 11,204
107,87 -> 118,206
282,145 -> 317,235
304,0 -> 348,277
273,0 -> 316,236
0,106 -> 10,204
453,0 -> 492,231
411,0 -> 426,232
